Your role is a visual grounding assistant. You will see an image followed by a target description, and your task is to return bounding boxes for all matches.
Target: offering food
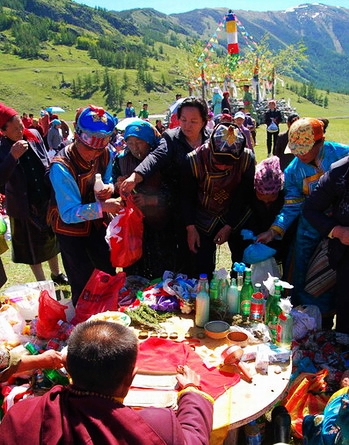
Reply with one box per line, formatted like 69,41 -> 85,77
87,311 -> 131,327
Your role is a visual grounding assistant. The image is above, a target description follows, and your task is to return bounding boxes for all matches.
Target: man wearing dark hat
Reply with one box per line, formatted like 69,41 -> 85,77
49,105 -> 123,305
0,102 -> 67,284
181,122 -> 255,279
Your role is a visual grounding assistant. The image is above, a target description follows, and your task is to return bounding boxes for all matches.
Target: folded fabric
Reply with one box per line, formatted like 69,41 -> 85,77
137,337 -> 240,400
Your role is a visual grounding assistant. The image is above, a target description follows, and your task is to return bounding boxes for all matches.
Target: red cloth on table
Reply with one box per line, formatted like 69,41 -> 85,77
137,338 -> 240,400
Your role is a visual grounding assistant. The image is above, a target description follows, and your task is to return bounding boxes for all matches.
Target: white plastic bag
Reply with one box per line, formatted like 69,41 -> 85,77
251,258 -> 280,289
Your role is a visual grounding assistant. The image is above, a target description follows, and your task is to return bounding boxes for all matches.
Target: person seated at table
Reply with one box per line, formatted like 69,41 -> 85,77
0,320 -> 214,445
0,346 -> 63,383
181,122 -> 255,279
113,120 -> 177,280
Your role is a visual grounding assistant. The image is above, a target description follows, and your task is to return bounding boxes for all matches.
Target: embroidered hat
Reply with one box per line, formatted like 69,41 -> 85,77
285,117 -> 324,155
124,120 -> 161,148
211,123 -> 246,163
0,103 -> 17,129
254,156 -> 284,195
75,105 -> 115,149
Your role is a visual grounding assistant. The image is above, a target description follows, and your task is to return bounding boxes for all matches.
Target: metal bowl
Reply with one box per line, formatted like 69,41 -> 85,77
204,320 -> 231,340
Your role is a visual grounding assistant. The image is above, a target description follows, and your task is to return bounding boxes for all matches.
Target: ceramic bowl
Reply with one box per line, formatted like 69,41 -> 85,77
204,320 -> 231,340
226,331 -> 249,348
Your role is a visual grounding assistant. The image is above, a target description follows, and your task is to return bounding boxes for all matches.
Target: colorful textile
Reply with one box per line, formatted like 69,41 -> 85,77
137,337 -> 240,399
254,156 -> 284,195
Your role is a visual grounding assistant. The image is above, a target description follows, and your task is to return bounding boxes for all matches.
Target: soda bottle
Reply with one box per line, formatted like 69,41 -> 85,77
266,281 -> 282,343
24,342 -> 69,386
240,268 -> 254,318
249,284 -> 264,323
226,278 -> 240,314
195,274 -> 210,328
209,271 -> 219,301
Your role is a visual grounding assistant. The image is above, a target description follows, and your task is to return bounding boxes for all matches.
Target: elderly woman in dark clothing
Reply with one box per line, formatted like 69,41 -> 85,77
113,121 -> 176,280
229,156 -> 296,276
0,102 -> 67,284
303,155 -> 349,334
119,97 -> 211,276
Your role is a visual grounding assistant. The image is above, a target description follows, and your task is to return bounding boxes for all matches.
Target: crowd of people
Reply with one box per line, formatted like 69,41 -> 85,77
1,96 -> 349,327
1,91 -> 349,442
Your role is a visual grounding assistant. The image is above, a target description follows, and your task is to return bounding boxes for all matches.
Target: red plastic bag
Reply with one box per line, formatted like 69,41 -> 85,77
71,269 -> 126,325
36,290 -> 68,339
106,196 -> 144,268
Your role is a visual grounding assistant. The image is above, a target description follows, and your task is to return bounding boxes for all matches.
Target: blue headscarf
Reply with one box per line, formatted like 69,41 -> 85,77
124,120 -> 161,148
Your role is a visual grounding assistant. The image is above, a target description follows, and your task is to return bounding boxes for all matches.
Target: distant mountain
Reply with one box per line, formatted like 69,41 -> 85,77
169,3 -> 349,92
1,1 -> 348,93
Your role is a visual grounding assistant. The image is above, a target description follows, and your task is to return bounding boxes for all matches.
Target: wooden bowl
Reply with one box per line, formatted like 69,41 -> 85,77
226,331 -> 249,348
204,320 -> 231,340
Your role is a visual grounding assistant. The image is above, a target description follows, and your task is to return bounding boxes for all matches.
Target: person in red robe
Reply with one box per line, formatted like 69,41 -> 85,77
0,321 -> 214,445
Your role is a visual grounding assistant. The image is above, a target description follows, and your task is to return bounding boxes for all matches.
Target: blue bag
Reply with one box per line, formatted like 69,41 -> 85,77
242,242 -> 276,264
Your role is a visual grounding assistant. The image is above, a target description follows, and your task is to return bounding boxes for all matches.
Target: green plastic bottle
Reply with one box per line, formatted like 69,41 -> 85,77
239,268 -> 254,318
25,342 -> 69,385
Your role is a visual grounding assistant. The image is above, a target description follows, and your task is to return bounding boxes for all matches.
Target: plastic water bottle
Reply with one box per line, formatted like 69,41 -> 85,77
226,278 -> 240,314
94,173 -> 106,201
276,298 -> 293,349
195,274 -> 210,328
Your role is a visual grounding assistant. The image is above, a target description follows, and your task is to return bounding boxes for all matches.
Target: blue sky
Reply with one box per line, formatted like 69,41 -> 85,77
74,1 -> 348,14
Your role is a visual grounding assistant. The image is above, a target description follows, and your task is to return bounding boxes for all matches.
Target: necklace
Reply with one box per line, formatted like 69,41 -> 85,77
67,385 -> 124,404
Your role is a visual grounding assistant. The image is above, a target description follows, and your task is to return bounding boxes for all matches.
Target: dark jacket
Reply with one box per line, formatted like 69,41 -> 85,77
0,130 -> 50,219
303,156 -> 349,269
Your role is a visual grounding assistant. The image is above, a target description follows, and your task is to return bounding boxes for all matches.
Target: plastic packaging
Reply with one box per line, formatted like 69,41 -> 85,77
195,274 -> 210,327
